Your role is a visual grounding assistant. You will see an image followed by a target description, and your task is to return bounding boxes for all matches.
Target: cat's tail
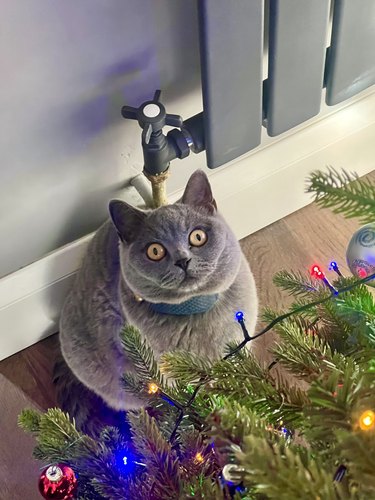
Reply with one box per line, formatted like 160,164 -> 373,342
53,349 -> 130,438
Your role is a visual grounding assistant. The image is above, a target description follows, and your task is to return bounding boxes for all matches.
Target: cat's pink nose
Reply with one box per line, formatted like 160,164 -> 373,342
175,258 -> 191,271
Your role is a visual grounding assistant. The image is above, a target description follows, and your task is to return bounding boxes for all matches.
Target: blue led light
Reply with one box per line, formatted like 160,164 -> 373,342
329,260 -> 343,277
235,311 -> 244,322
281,427 -> 292,439
114,450 -> 137,474
235,485 -> 246,493
114,451 -> 147,474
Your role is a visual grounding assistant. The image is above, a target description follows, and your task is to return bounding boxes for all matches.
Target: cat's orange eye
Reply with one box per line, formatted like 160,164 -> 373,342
189,229 -> 207,247
146,243 -> 166,261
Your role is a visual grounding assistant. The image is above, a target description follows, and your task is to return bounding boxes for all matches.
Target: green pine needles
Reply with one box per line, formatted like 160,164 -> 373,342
306,167 -> 375,224
19,168 -> 375,499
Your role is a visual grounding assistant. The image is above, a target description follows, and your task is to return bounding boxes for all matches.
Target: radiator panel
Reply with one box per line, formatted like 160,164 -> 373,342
325,0 -> 375,105
198,0 -> 263,168
266,0 -> 330,136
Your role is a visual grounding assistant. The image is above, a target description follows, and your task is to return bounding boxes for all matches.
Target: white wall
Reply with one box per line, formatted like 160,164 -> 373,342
0,0 -> 203,278
1,0 -> 375,284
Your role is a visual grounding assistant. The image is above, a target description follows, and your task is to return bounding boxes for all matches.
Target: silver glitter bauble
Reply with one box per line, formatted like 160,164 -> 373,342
346,222 -> 375,287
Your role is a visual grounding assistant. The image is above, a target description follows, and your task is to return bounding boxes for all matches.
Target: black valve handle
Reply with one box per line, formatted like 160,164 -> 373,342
121,90 -> 183,144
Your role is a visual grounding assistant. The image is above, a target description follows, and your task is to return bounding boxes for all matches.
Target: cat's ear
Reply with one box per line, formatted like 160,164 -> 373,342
181,169 -> 217,214
109,200 -> 146,243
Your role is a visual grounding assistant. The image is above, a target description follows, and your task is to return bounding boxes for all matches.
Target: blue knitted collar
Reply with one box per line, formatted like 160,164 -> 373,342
147,293 -> 219,316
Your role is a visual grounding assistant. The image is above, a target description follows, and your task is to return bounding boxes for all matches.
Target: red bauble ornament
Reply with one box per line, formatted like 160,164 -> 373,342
38,464 -> 78,499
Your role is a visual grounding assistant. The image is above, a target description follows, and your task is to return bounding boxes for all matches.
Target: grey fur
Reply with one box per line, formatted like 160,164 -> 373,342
59,170 -> 258,413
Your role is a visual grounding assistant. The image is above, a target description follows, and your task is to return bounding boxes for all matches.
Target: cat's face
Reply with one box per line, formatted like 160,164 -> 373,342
109,170 -> 241,303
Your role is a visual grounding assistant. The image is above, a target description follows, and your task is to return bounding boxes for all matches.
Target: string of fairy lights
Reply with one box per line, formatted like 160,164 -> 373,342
38,263 -> 375,497
144,262 -> 375,446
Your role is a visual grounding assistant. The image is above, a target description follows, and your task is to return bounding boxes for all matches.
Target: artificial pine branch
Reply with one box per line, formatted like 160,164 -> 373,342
120,325 -> 166,389
183,476 -> 226,499
208,354 -> 308,427
160,350 -> 213,385
172,389 -> 227,422
18,408 -> 42,433
268,272 -> 371,343
208,400 -> 270,448
270,318 -> 348,383
127,408 -> 183,499
272,269 -> 320,297
237,434 -> 349,500
80,453 -> 137,500
306,167 -> 375,223
304,361 -> 375,445
120,372 -> 145,397
317,299 -> 356,352
19,408 -> 97,463
263,300 -> 319,323
334,285 -> 375,334
336,430 -> 375,496
333,283 -> 375,348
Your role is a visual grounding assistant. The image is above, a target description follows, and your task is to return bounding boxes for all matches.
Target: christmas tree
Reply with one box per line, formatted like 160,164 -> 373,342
19,169 -> 375,500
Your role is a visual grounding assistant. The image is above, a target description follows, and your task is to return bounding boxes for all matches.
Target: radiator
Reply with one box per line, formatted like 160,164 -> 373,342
198,0 -> 375,168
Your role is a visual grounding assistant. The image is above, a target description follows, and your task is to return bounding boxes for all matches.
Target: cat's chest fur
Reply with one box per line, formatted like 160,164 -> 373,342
118,258 -> 256,361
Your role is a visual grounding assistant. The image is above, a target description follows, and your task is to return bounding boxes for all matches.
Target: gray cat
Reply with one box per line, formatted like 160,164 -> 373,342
57,170 -> 258,427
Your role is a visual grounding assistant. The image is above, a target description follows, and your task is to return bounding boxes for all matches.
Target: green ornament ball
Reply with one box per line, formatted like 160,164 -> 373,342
346,222 -> 375,287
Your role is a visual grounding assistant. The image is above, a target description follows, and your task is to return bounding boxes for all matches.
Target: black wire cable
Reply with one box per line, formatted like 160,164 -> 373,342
167,271 -> 375,443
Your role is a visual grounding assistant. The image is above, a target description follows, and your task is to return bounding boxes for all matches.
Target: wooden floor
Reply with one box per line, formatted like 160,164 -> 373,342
1,172 -> 374,499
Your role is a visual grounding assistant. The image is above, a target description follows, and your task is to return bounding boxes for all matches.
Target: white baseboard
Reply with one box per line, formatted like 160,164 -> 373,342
1,89 -> 374,361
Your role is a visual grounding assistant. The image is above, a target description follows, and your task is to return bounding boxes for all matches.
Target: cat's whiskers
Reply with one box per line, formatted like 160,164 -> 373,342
182,282 -> 201,293
160,273 -> 179,288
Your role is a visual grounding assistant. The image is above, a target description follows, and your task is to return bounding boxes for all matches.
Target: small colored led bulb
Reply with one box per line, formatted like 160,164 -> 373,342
310,264 -> 338,295
235,311 -> 244,322
148,382 -> 159,394
329,261 -> 343,277
311,264 -> 324,279
359,410 -> 375,431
